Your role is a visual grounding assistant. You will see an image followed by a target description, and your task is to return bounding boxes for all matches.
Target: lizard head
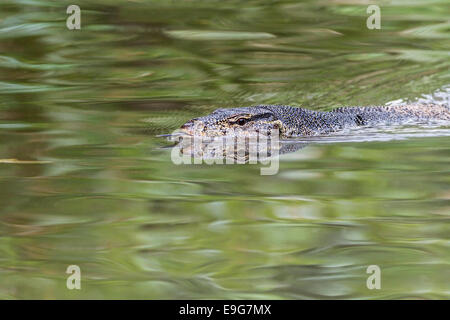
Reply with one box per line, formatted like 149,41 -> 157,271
177,106 -> 286,138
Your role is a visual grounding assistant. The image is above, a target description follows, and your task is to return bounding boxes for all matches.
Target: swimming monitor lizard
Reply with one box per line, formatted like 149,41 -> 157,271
178,103 -> 450,138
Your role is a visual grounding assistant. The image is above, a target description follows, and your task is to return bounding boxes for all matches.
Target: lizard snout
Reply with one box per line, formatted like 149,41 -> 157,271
180,118 -> 197,130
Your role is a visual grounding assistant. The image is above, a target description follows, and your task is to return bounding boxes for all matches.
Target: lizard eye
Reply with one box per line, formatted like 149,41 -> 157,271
236,118 -> 248,126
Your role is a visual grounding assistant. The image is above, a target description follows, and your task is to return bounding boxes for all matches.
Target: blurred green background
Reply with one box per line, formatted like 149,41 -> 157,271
0,0 -> 449,299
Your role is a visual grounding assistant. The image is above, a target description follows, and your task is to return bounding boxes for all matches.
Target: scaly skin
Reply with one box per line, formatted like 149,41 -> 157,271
178,103 -> 450,138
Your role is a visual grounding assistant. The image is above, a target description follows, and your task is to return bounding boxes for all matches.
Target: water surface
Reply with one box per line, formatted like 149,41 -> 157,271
0,0 -> 449,299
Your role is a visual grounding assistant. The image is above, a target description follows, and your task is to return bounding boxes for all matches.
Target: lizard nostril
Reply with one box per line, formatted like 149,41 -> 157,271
180,120 -> 194,129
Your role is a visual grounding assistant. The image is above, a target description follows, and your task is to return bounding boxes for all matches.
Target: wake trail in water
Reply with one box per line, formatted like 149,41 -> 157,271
386,85 -> 450,106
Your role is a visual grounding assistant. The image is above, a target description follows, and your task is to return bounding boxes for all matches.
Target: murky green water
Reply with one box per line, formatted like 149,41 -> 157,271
0,0 -> 449,299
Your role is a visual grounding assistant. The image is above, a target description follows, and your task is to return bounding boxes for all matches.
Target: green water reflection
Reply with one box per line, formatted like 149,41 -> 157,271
0,0 -> 449,299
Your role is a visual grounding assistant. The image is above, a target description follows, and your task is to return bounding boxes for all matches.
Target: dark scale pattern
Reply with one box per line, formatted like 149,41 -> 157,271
331,104 -> 450,124
264,105 -> 356,136
180,103 -> 450,138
